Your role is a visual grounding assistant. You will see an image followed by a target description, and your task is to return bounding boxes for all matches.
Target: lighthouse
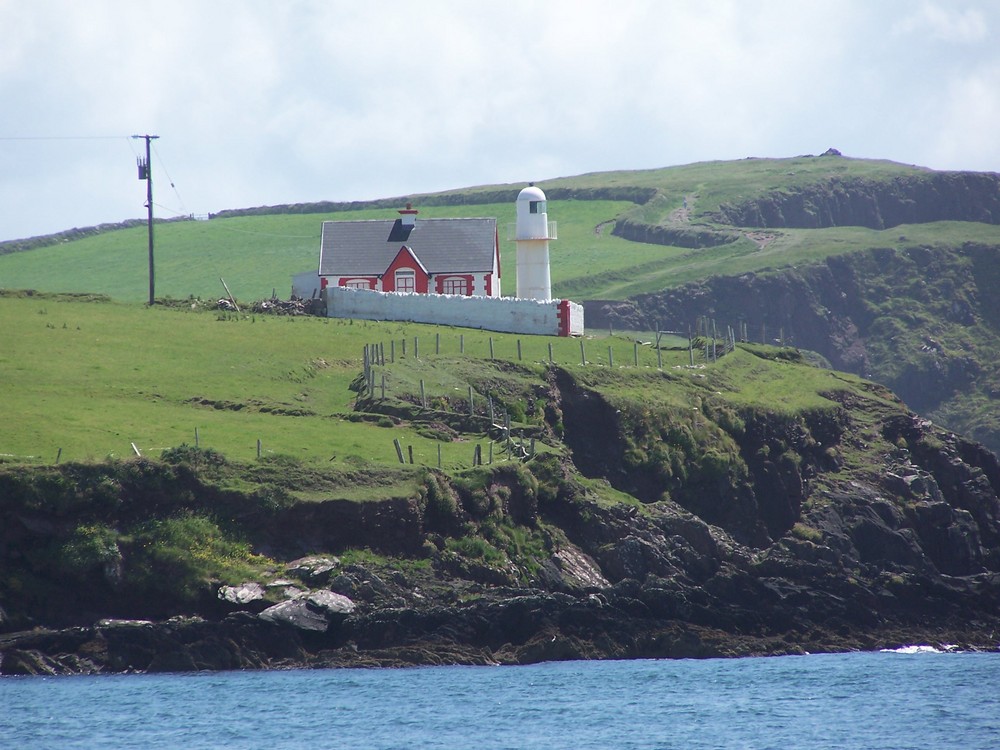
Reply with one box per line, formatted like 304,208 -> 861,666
514,184 -> 555,301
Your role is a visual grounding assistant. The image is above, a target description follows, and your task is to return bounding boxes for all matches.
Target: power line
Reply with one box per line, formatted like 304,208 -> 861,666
150,140 -> 188,215
0,135 -> 130,141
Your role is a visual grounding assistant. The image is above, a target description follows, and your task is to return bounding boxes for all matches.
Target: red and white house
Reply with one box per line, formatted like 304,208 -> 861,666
303,193 -> 583,336
318,206 -> 500,298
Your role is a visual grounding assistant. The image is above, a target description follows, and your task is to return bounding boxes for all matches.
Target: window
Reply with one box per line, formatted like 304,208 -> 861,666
394,268 -> 415,293
441,277 -> 469,296
529,200 -> 545,214
344,279 -> 370,289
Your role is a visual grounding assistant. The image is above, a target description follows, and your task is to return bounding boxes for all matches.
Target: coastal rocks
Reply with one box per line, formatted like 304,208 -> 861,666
3,356 -> 1000,674
0,646 -> 106,676
550,546 -> 610,590
259,591 -> 356,632
286,555 -> 340,583
218,582 -> 266,607
0,615 -> 313,675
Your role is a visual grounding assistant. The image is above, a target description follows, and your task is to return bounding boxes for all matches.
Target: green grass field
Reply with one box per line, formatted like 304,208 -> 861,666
5,155 -> 999,305
0,200 -> 640,303
1,155 -> 995,471
1,292 -> 877,471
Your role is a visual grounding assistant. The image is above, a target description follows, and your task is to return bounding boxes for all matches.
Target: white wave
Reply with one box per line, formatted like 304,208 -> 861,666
880,644 -> 960,654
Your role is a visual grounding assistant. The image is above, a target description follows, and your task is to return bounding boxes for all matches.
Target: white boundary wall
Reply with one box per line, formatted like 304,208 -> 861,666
566,299 -> 585,334
325,286 -> 584,336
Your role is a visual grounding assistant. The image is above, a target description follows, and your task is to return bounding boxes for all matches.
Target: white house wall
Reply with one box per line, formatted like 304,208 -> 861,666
292,271 -> 322,299
325,286 -> 584,336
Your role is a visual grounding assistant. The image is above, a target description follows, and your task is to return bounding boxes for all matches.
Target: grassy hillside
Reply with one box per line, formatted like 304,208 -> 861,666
0,291 -> 876,474
0,201 -> 639,303
4,155 -> 1000,305
3,155 -> 1000,464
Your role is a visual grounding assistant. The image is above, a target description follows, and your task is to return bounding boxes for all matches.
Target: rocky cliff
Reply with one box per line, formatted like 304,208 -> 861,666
715,171 -> 1000,230
3,347 -> 1000,674
586,242 -> 1000,455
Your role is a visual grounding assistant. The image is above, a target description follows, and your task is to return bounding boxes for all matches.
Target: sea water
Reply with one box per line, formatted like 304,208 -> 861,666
2,650 -> 999,749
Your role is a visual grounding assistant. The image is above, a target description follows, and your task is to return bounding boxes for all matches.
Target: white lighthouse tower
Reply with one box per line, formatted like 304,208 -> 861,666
514,184 -> 555,301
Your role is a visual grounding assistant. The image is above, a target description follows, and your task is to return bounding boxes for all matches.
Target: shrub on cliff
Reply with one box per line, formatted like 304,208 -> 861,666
123,511 -> 271,602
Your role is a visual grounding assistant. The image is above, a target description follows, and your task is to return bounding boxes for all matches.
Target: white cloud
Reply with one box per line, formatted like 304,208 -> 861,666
892,1 -> 989,43
922,63 -> 1000,172
2,0 -> 1000,240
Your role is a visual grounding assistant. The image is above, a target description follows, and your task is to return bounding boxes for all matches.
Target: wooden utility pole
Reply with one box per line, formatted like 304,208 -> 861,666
133,134 -> 159,305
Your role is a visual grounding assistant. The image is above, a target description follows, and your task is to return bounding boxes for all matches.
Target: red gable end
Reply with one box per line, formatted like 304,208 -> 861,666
382,246 -> 429,293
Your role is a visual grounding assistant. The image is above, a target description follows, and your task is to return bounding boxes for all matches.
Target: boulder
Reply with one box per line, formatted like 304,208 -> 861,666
258,591 -> 355,632
218,582 -> 266,606
286,556 -> 340,583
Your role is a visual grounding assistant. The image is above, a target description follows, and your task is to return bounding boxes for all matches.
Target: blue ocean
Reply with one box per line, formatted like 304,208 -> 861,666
3,650 -> 998,749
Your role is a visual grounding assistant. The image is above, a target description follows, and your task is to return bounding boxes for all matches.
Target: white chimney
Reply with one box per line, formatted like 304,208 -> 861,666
399,202 -> 418,227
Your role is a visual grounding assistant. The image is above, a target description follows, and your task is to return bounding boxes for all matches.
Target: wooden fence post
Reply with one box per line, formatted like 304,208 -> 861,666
393,438 -> 405,463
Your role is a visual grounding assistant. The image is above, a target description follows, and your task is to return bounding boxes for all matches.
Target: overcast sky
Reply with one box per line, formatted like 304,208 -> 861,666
2,0 -> 999,241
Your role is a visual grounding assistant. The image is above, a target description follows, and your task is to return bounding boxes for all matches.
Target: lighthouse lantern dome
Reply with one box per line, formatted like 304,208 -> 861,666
515,185 -> 549,240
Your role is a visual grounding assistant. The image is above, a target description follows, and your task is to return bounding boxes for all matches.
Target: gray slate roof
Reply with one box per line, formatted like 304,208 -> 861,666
319,217 -> 497,277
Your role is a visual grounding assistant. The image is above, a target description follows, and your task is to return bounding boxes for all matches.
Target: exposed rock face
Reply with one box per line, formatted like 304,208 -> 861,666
584,243 -> 1000,454
612,220 -> 740,249
715,172 -> 1000,230
259,591 -> 356,632
3,360 -> 1000,674
261,497 -> 426,558
219,583 -> 266,606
